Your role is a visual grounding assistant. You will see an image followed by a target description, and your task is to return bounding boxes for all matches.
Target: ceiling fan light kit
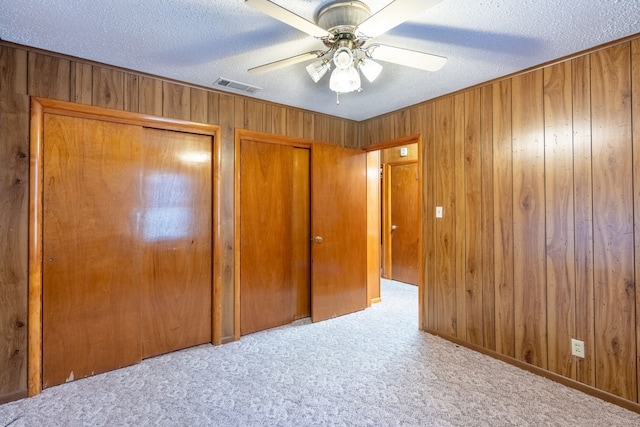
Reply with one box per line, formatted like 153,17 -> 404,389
246,0 -> 447,104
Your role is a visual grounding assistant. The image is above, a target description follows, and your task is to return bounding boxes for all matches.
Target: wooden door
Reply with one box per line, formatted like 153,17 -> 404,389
140,128 -> 212,358
311,143 -> 367,322
240,140 -> 303,335
390,162 -> 420,285
43,114 -> 144,387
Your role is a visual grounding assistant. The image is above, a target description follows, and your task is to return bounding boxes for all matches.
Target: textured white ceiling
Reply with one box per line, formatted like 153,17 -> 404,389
1,0 -> 639,121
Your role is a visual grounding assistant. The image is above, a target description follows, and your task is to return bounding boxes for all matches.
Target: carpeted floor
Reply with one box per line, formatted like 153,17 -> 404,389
2,279 -> 640,426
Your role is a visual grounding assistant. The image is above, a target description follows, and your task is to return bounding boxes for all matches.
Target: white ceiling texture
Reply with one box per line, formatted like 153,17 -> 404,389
1,0 -> 639,121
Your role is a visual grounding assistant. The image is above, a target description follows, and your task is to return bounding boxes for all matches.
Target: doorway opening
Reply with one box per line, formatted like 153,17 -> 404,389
364,136 -> 423,324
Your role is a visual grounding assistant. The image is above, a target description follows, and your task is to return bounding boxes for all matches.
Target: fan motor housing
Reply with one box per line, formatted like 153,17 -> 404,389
316,1 -> 371,33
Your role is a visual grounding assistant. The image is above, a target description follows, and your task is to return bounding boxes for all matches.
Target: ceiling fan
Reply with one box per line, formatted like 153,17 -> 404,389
246,0 -> 447,103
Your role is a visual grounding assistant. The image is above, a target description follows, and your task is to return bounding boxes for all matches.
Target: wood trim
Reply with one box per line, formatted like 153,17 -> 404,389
28,98 -> 44,397
28,98 -> 222,395
362,134 -> 421,151
426,329 -> 640,414
382,163 -> 392,279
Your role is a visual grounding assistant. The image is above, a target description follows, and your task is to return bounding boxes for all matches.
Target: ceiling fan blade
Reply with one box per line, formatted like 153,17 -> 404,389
368,44 -> 447,71
245,0 -> 330,38
248,51 -> 325,75
356,0 -> 443,38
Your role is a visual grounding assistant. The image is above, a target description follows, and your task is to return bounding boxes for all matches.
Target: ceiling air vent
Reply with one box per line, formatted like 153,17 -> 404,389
213,77 -> 261,94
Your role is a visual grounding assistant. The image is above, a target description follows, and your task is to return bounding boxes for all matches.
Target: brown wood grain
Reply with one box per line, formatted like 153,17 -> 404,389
70,62 -> 92,105
138,77 -> 163,116
480,85 -> 495,351
632,37 -> 640,404
240,140 -> 294,334
244,99 -> 264,131
454,93 -> 466,339
286,108 -> 305,139
591,43 -> 636,401
492,79 -> 515,358
434,97 -> 456,336
292,147 -> 311,319
571,53 -> 596,388
190,88 -> 208,123
140,128 -> 213,358
0,45 -> 27,94
0,92 -> 30,397
311,143 -> 367,322
123,73 -> 139,113
543,61 -> 576,378
27,52 -> 70,100
463,88 -> 484,346
390,162 -> 420,285
92,66 -> 124,109
512,69 -> 547,369
162,81 -> 190,120
42,114 -> 144,388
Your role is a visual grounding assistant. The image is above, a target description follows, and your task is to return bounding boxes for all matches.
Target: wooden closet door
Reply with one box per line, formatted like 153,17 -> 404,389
43,114 -> 143,388
240,140 -> 295,335
390,162 -> 420,285
140,129 -> 212,358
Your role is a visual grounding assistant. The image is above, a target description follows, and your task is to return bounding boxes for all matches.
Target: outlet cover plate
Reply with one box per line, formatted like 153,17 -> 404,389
571,338 -> 585,358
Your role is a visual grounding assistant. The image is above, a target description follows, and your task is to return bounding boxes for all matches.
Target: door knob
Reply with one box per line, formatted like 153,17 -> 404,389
391,225 -> 398,231
313,236 -> 323,243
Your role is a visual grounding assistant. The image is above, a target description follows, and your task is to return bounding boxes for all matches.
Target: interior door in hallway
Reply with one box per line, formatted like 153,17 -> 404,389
239,140 -> 310,335
390,161 -> 420,285
311,143 -> 367,322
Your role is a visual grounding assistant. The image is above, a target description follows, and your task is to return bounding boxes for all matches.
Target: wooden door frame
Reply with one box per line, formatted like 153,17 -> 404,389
233,129 -> 313,341
363,135 -> 423,325
28,98 -> 221,397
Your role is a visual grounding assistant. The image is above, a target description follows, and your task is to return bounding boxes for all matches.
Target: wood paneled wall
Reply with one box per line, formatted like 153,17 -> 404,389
0,42 -> 357,402
361,37 -> 640,406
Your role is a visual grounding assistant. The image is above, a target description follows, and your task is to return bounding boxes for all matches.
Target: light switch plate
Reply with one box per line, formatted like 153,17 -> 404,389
436,206 -> 443,218
400,147 -> 408,157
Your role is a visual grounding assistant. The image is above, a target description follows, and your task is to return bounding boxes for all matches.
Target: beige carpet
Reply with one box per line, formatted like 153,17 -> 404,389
2,279 -> 640,426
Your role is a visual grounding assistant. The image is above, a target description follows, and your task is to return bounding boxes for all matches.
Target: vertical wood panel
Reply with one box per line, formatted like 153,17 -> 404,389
366,150 -> 381,305
219,93 -> 237,341
244,100 -> 265,131
162,81 -> 190,120
512,69 -> 547,369
435,97 -> 456,335
480,85 -> 495,350
271,105 -> 287,135
0,46 -> 27,94
543,61 -> 576,378
632,38 -> 640,403
70,62 -> 92,105
207,92 -> 220,125
27,52 -> 70,100
571,53 -> 596,387
286,108 -> 305,138
0,93 -> 30,396
92,67 -> 124,110
123,73 -> 139,113
492,79 -> 515,357
591,43 -> 636,401
454,94 -> 466,339
190,88 -> 208,123
464,88 -> 484,345
138,77 -> 163,116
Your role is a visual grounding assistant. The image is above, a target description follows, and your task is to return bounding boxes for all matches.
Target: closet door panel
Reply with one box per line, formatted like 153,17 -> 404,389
140,128 -> 213,358
42,114 -> 143,388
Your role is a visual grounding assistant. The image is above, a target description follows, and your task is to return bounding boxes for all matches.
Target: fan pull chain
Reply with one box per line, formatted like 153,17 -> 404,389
336,92 -> 340,105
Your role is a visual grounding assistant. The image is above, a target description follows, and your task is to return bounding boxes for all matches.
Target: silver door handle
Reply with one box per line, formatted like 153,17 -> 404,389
391,225 -> 398,231
313,236 -> 323,243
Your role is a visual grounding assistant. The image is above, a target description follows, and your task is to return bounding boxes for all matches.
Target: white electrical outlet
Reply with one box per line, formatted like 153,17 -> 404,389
571,338 -> 585,358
